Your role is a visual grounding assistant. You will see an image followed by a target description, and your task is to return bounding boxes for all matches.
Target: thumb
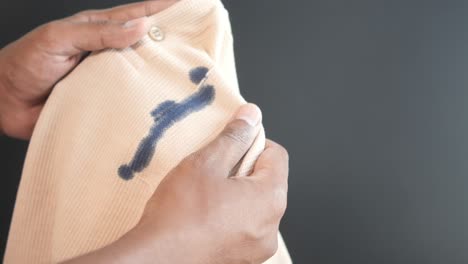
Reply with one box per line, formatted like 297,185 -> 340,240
66,17 -> 150,52
195,104 -> 262,176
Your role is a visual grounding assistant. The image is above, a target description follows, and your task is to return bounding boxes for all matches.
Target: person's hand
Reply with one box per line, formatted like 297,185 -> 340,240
66,104 -> 289,264
0,0 -> 177,139
137,104 -> 289,263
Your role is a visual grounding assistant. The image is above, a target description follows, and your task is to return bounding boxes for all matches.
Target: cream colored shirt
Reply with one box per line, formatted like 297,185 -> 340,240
4,0 -> 291,263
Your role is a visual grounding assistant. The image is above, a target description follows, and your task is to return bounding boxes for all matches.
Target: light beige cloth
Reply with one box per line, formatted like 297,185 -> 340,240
4,0 -> 291,263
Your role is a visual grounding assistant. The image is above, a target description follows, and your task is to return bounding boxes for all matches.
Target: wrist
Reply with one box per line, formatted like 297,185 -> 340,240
63,224 -> 210,264
123,223 -> 212,264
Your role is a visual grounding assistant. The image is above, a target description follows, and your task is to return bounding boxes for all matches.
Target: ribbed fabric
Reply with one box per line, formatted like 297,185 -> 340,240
4,0 -> 291,263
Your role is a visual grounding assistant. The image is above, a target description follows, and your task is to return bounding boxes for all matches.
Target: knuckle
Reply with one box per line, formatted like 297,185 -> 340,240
272,187 -> 288,216
35,21 -> 64,49
236,225 -> 278,262
261,186 -> 287,220
238,228 -> 263,250
276,144 -> 290,162
73,10 -> 92,19
257,236 -> 279,261
38,21 -> 60,39
72,9 -> 102,22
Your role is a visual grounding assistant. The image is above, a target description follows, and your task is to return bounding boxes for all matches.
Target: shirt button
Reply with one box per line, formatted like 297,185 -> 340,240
149,26 -> 165,41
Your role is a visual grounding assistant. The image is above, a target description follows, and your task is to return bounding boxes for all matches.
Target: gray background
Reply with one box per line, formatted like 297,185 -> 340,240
2,0 -> 468,263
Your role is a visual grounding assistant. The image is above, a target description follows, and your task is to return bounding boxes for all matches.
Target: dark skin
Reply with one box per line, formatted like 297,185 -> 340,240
0,1 -> 289,263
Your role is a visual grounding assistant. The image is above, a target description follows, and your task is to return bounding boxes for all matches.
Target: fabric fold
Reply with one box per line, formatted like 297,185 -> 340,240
4,0 -> 291,263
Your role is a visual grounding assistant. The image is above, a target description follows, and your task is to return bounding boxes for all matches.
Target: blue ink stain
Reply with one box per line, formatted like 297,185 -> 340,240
189,67 -> 209,84
119,66 -> 214,180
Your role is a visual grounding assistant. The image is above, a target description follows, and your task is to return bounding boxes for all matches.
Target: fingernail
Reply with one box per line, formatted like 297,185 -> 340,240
123,17 -> 148,28
234,103 -> 262,127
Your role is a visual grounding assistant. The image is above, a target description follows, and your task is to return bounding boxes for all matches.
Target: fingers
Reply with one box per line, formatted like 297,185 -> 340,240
71,0 -> 179,23
191,104 -> 262,175
240,139 -> 289,220
251,139 -> 289,186
62,17 -> 150,52
50,0 -> 179,53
